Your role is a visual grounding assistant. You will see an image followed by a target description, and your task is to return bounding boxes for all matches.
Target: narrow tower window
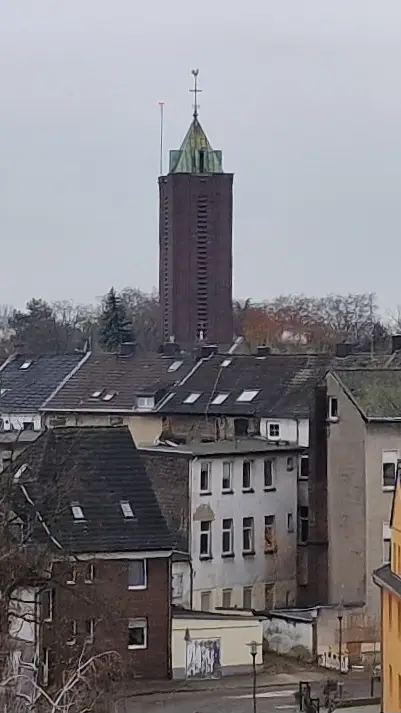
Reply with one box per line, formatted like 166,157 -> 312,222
199,149 -> 205,173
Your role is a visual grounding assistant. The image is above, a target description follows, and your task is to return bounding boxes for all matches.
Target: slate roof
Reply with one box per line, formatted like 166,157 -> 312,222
0,354 -> 85,412
334,369 -> 401,419
41,352 -> 194,412
158,354 -> 331,418
11,426 -> 174,554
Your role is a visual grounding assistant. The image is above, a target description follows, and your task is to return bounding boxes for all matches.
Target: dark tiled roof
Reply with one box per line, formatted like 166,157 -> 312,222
11,427 -> 174,554
372,564 -> 401,598
334,369 -> 401,419
42,352 -> 194,412
158,354 -> 331,418
0,354 -> 85,412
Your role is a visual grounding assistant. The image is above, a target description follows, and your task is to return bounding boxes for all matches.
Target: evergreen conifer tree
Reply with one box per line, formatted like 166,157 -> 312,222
98,287 -> 133,352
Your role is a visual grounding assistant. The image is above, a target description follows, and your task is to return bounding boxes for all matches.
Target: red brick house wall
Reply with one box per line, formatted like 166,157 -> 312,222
41,556 -> 171,684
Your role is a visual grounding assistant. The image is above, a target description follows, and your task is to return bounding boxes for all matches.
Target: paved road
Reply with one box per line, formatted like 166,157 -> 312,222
121,679 -> 380,713
122,687 -> 304,713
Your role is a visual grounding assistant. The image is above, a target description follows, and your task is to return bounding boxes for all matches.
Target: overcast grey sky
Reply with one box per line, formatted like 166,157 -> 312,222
2,1 -> 401,311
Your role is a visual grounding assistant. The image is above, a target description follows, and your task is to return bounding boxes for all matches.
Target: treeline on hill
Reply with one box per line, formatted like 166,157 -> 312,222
0,289 -> 397,357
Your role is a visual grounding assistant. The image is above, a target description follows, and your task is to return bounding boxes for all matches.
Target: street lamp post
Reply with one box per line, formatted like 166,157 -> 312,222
247,640 -> 259,713
337,606 -> 344,675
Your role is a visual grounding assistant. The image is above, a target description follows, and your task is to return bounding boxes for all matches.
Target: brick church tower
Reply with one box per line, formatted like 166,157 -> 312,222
158,72 -> 233,347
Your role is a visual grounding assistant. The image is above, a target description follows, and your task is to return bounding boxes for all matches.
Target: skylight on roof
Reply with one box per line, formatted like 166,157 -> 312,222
183,392 -> 202,404
102,392 -> 116,402
168,360 -> 183,373
236,389 -> 260,403
120,501 -> 135,519
221,359 -> 232,368
71,502 -> 84,520
20,361 -> 32,370
91,390 -> 103,398
211,393 -> 229,405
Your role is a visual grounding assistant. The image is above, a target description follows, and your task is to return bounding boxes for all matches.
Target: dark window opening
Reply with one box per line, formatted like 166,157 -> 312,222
300,455 -> 309,479
298,507 -> 309,543
234,418 -> 249,437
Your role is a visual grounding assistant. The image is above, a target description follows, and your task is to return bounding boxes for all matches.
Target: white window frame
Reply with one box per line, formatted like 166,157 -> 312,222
136,396 -> 155,410
328,396 -> 339,422
299,455 -> 309,479
42,648 -> 49,686
211,393 -> 229,405
268,422 -> 280,440
382,450 -> 398,491
85,618 -> 95,644
200,462 -> 211,494
264,515 -> 277,553
71,502 -> 84,520
128,559 -> 147,590
222,518 -> 234,555
120,501 -> 135,518
264,458 -> 275,490
222,461 -> 233,492
84,563 -> 95,584
167,360 -> 183,373
66,565 -> 76,586
242,517 -> 254,554
383,522 -> 391,564
128,618 -> 147,650
236,390 -> 259,403
67,620 -> 77,646
42,589 -> 53,623
199,521 -> 212,559
242,460 -> 252,491
183,392 -> 202,404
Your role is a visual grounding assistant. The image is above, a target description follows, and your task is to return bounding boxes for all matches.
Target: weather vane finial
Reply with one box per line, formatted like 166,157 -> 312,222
190,69 -> 202,119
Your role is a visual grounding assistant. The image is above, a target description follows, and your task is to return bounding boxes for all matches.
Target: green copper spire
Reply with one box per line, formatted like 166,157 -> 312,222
168,70 -> 223,174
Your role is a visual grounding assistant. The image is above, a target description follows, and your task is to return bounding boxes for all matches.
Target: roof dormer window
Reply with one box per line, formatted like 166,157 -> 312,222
168,360 -> 183,373
20,361 -> 32,370
211,393 -> 229,405
183,392 -> 202,404
120,501 -> 135,519
136,396 -> 155,410
71,502 -> 84,520
236,390 -> 259,403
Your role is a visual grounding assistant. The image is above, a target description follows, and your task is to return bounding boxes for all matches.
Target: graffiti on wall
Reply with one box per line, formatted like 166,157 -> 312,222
185,638 -> 221,679
318,646 -> 350,673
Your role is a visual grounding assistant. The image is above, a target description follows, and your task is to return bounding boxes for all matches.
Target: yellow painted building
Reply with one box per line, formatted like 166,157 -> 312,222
373,465 -> 401,712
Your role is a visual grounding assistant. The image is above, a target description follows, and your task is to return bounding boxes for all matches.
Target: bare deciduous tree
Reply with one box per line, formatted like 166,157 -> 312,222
0,435 -> 123,713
